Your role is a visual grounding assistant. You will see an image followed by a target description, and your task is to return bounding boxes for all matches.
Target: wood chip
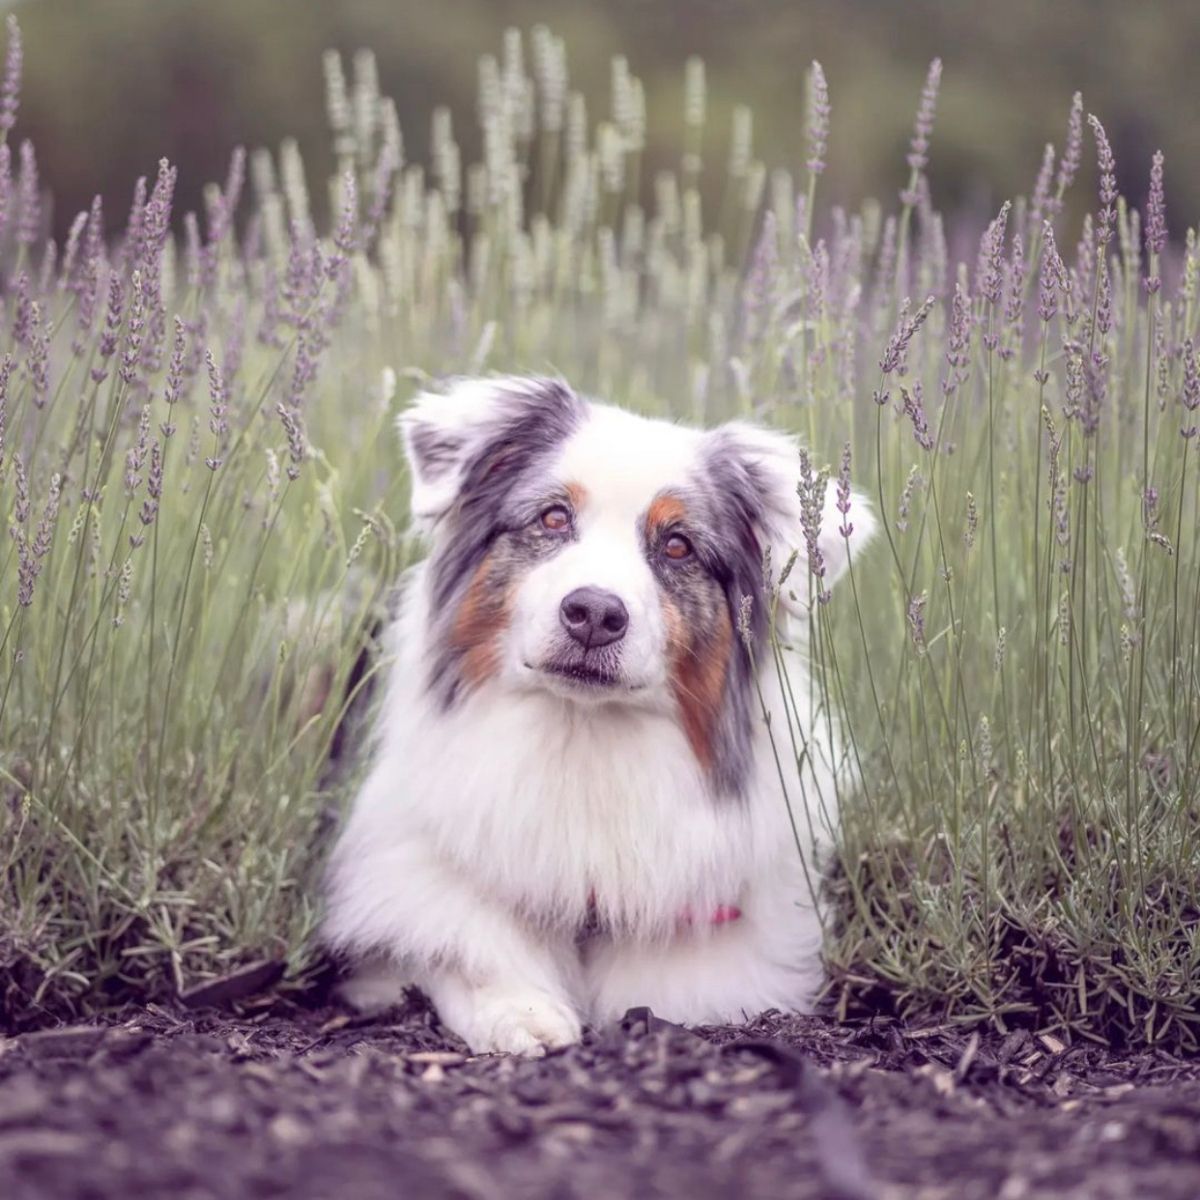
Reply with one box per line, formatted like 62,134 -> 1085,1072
178,960 -> 286,1010
407,1051 -> 466,1066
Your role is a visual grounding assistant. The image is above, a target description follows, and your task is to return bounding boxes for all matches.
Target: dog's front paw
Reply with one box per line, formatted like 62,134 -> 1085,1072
460,987 -> 583,1056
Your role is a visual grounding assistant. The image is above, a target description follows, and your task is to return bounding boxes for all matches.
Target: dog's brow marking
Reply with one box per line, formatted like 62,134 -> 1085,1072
449,554 -> 509,687
663,594 -> 733,774
645,493 -> 687,535
565,481 -> 588,512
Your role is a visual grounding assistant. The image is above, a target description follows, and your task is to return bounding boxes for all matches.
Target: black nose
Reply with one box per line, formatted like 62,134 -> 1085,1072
559,587 -> 629,648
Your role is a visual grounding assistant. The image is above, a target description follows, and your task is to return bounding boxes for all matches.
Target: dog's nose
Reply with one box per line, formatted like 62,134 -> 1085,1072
559,587 -> 629,648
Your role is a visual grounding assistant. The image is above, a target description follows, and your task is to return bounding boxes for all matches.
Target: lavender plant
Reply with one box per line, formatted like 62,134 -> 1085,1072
1,18 -> 1196,1048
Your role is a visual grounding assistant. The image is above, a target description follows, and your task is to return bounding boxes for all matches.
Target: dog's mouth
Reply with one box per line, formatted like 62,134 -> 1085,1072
526,659 -> 644,693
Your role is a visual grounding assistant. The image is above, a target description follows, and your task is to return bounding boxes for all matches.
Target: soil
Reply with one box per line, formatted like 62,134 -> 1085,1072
2,994 -> 1200,1200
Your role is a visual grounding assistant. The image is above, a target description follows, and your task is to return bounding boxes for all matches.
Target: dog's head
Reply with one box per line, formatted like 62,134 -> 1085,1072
402,376 -> 875,796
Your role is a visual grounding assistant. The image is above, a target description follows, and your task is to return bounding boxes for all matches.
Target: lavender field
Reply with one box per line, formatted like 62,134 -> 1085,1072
1,17 -> 1197,1051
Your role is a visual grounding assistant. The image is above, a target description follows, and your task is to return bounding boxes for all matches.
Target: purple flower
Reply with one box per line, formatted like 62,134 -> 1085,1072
0,142 -> 11,244
118,274 -> 145,387
17,470 -> 61,608
906,58 -> 942,174
163,315 -> 187,411
807,239 -> 829,324
201,147 -> 246,286
0,353 -> 10,471
1054,93 -> 1084,207
1079,348 -> 1106,438
326,169 -> 358,280
1001,230 -> 1026,358
977,201 -> 1011,309
743,208 -> 778,337
124,404 -> 151,496
1029,143 -> 1055,229
869,215 -> 898,327
1088,114 -> 1117,248
140,159 -> 176,267
964,492 -> 978,549
797,448 -> 830,605
1095,261 -> 1112,337
901,382 -> 934,451
60,209 -> 88,288
15,138 -> 37,245
907,592 -> 927,652
1038,223 -> 1065,322
26,300 -> 48,408
140,441 -> 163,527
10,269 -> 30,344
1144,150 -> 1166,293
1182,339 -> 1199,439
205,350 -> 228,471
943,280 -> 971,393
805,61 -> 830,176
123,175 -> 147,266
276,403 -> 307,480
1072,213 -> 1095,304
1145,151 -> 1166,256
92,274 -> 123,384
836,442 -> 853,537
0,15 -> 21,138
878,294 -> 936,384
896,465 -> 921,533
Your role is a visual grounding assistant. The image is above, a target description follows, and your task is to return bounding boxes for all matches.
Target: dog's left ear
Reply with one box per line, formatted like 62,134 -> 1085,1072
708,422 -> 876,617
399,376 -> 581,526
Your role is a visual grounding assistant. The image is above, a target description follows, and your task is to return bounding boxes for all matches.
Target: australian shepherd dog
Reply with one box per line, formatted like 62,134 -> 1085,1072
324,376 -> 875,1054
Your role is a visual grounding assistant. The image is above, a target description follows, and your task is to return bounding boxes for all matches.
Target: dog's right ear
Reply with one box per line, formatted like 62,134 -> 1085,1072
398,376 -> 581,526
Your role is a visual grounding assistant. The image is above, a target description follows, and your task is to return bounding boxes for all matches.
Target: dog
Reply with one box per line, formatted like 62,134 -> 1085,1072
323,376 -> 875,1054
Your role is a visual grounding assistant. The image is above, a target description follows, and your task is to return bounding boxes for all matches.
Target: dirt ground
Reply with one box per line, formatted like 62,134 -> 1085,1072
2,993 -> 1200,1200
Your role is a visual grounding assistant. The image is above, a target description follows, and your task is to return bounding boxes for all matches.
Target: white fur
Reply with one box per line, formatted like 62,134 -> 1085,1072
324,379 -> 875,1054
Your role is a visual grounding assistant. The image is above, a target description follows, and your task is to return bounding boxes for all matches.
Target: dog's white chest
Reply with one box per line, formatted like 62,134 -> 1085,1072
372,679 -> 756,934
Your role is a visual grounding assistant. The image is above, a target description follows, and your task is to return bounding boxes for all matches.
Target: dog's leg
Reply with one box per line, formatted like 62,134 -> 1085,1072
327,838 -> 582,1055
339,956 -> 411,1014
421,966 -> 582,1058
584,889 -> 823,1027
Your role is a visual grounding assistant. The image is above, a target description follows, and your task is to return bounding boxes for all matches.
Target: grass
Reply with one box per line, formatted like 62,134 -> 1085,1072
1,19 -> 1198,1048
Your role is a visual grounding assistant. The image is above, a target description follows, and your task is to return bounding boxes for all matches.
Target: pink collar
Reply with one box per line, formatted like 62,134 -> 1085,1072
584,891 -> 742,932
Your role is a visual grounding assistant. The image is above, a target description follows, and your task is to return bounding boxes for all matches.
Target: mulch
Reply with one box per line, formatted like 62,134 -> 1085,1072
2,993 -> 1200,1199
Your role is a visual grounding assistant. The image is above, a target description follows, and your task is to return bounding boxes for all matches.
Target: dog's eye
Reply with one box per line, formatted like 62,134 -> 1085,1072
664,533 -> 693,561
540,505 -> 572,532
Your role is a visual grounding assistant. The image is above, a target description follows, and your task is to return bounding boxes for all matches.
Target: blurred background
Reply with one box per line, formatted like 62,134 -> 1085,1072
9,0 -> 1198,239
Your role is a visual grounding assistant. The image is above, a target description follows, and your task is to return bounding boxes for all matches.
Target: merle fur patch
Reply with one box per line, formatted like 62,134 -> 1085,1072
648,431 -> 777,799
425,379 -> 586,705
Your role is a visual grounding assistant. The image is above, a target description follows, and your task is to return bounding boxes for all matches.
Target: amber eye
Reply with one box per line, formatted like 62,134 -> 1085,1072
540,505 -> 572,532
664,533 -> 693,561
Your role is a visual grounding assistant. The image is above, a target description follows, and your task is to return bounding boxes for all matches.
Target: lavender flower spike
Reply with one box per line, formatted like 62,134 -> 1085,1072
1038,222 -> 1065,323
16,138 -> 38,246
0,15 -> 21,139
836,442 -> 853,537
1088,114 -> 1117,248
879,294 -> 936,378
978,201 -> 1011,307
1145,150 -> 1166,294
902,382 -> 934,451
1055,92 -> 1083,203
805,61 -> 830,176
797,448 -> 830,605
1029,142 -> 1055,227
907,58 -> 942,173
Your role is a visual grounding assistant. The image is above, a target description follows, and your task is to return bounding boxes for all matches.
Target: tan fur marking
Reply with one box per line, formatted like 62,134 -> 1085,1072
450,556 -> 510,686
645,494 -> 687,537
565,481 -> 588,512
664,596 -> 732,773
